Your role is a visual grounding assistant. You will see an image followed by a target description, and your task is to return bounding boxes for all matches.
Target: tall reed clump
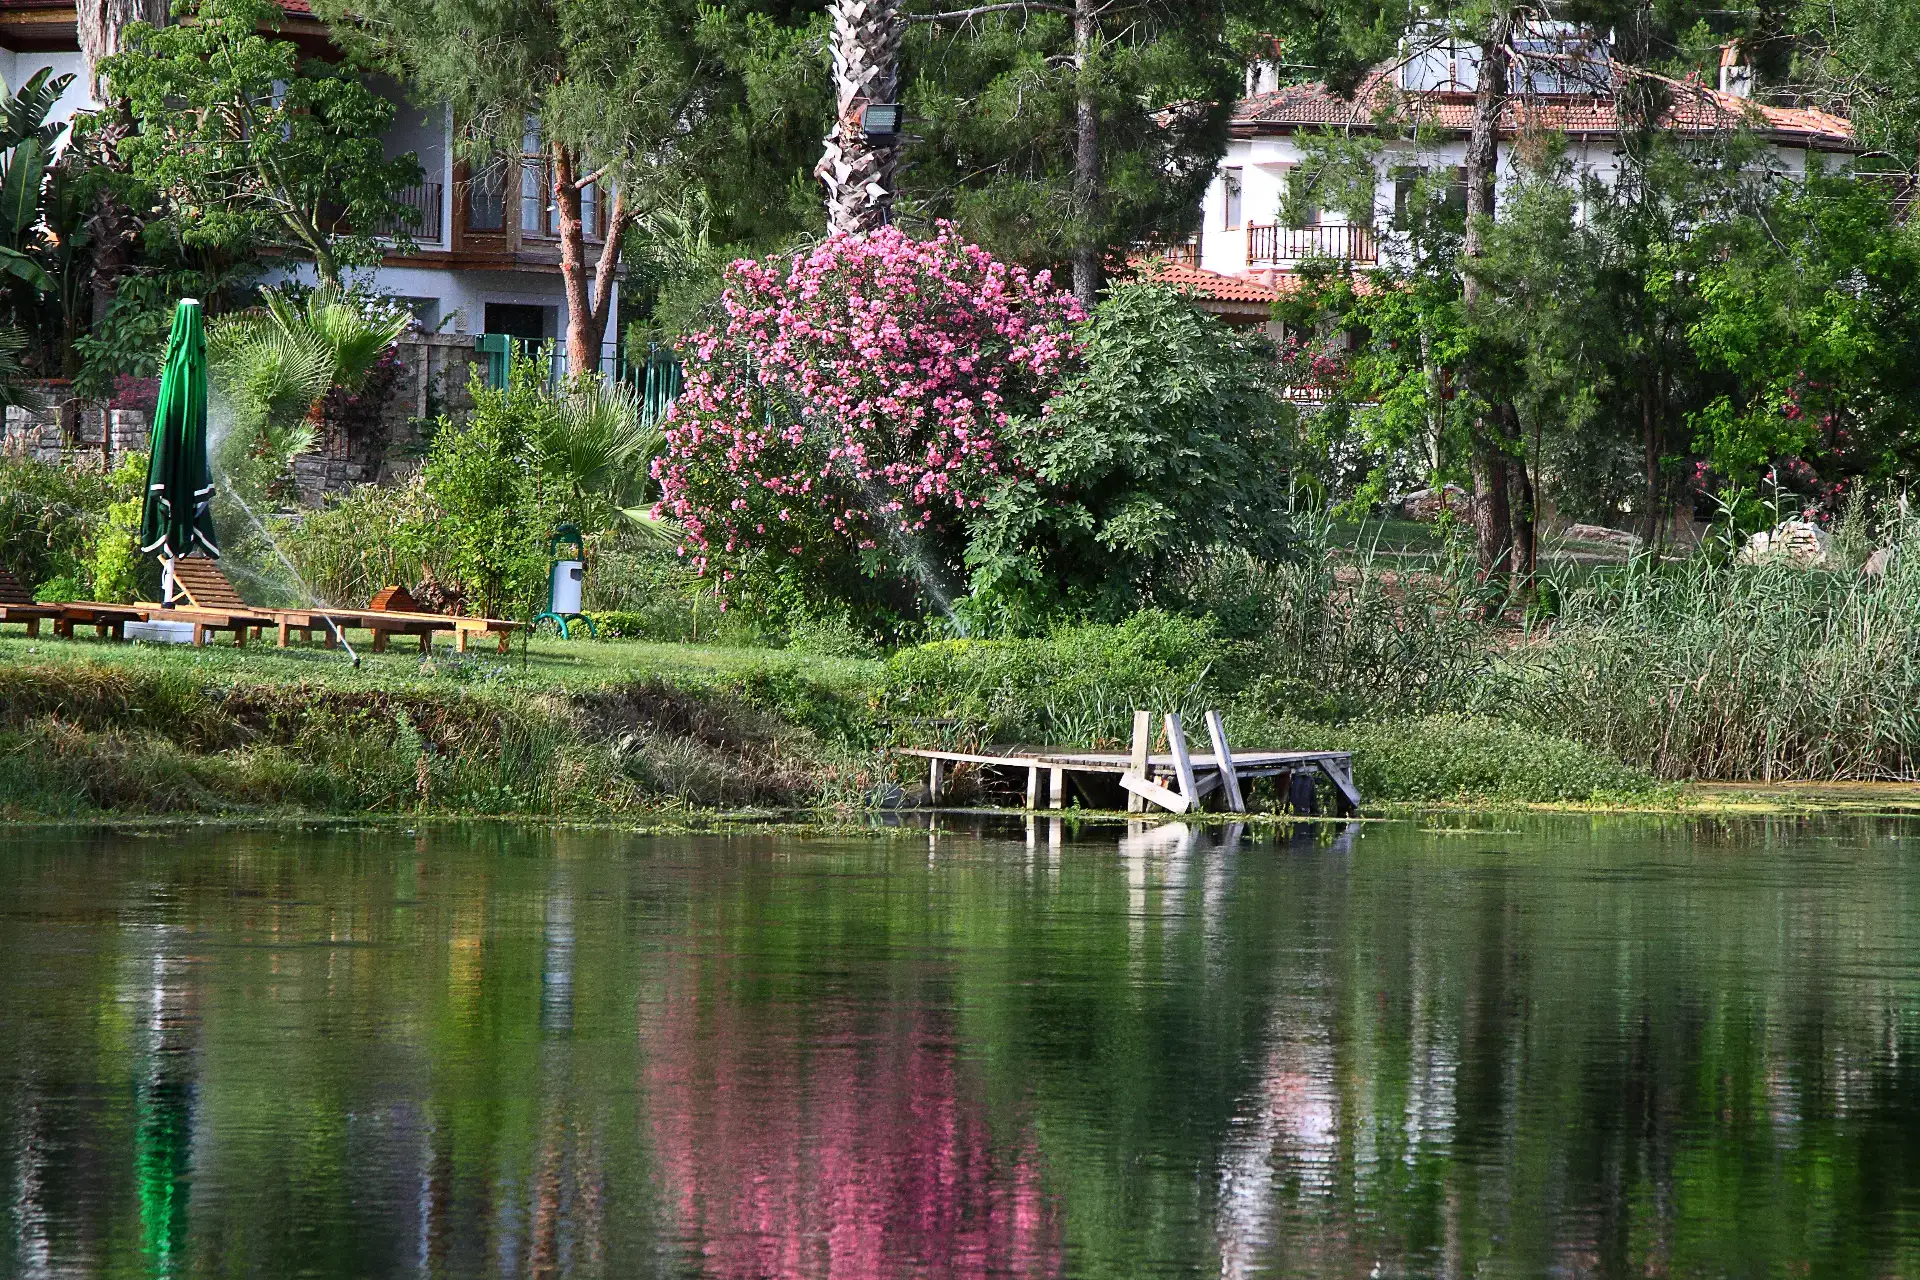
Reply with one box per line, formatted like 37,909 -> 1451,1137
1508,526 -> 1920,780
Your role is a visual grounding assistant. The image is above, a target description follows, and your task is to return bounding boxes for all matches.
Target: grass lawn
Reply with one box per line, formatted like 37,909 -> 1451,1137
0,628 -> 885,695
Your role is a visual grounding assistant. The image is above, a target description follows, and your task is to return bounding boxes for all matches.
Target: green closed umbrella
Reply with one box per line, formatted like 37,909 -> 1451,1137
139,299 -> 218,567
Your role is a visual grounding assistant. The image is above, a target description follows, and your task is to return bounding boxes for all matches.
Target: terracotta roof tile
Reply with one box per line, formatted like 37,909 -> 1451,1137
1233,65 -> 1856,150
1128,257 -> 1281,304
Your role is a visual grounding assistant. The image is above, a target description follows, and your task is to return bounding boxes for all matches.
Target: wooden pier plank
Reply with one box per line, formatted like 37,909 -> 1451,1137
1120,771 -> 1190,814
1163,713 -> 1200,803
1127,709 -> 1151,813
1318,757 -> 1362,814
1204,710 -> 1247,813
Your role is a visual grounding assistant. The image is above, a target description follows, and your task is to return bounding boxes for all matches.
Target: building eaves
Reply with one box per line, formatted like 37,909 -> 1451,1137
1231,64 -> 1857,153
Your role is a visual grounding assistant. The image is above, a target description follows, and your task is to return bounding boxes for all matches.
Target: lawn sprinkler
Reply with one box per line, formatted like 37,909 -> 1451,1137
533,523 -> 597,639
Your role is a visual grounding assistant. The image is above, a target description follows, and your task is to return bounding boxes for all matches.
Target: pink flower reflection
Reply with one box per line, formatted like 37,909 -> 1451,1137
645,960 -> 1061,1279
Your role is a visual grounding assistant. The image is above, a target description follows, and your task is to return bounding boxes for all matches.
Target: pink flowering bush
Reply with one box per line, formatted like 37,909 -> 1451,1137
653,224 -> 1082,630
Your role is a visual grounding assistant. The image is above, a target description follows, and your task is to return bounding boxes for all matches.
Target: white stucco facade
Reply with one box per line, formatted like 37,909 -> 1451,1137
1191,63 -> 1853,284
6,45 -> 617,368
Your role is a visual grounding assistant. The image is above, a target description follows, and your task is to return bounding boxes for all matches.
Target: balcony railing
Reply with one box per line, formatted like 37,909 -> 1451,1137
369,183 -> 444,242
1248,222 -> 1377,265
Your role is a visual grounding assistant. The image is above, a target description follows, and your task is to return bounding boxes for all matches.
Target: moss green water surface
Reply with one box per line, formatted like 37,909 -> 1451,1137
7,813 -> 1920,1276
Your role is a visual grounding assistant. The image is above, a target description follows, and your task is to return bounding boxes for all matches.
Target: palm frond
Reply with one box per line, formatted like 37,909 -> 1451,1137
540,377 -> 665,508
0,325 -> 41,412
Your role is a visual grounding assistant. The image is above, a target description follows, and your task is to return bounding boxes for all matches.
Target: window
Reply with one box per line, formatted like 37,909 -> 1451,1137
1392,166 -> 1423,229
520,120 -> 551,237
467,165 -> 505,231
1223,167 -> 1242,230
1285,167 -> 1320,227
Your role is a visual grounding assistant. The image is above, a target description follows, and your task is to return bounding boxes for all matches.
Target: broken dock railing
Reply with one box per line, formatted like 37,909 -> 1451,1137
896,710 -> 1360,816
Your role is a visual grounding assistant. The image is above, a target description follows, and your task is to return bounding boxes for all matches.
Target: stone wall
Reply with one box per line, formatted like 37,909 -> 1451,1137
1,334 -> 496,499
288,332 -> 491,502
2,397 -> 149,465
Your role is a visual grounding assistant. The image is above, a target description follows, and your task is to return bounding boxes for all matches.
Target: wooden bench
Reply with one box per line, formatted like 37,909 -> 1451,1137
0,565 -> 59,637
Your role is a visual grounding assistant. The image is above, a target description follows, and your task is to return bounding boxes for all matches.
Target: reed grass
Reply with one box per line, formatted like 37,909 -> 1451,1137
1507,528 -> 1920,781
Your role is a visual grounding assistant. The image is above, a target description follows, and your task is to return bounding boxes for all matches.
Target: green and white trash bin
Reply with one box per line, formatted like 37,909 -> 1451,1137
533,524 -> 597,639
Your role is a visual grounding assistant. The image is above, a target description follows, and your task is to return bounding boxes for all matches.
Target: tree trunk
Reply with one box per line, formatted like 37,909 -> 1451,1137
553,142 -> 631,379
77,0 -> 165,97
1461,10 -> 1513,583
1506,448 -> 1534,581
1070,0 -> 1100,309
1470,425 -> 1512,579
816,0 -> 901,235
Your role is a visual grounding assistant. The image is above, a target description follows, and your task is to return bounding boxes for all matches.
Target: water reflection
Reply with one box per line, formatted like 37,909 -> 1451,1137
5,816 -> 1920,1276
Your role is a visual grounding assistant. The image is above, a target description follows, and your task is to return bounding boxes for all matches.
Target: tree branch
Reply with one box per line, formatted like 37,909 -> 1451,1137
906,2 -> 1071,21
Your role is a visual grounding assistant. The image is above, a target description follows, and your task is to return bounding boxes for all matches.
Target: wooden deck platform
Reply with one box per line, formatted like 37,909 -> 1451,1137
898,721 -> 1359,816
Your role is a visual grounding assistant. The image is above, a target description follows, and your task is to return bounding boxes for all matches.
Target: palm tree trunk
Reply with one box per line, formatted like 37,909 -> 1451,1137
77,0 -> 165,97
1070,0 -> 1100,308
817,0 -> 902,234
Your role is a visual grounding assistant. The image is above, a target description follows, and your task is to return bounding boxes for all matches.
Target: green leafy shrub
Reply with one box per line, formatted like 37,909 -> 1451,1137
277,479 -> 443,608
31,574 -> 83,603
1225,711 -> 1655,804
584,540 -> 762,645
88,458 -> 153,602
417,362 -> 567,618
965,285 -> 1298,631
883,610 -> 1234,746
0,454 -> 152,599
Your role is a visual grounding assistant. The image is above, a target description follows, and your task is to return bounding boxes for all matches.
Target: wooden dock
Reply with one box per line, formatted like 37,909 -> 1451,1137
897,710 -> 1359,816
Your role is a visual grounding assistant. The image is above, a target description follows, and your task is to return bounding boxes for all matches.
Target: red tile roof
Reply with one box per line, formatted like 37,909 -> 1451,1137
1233,66 -> 1856,151
1129,256 -> 1282,305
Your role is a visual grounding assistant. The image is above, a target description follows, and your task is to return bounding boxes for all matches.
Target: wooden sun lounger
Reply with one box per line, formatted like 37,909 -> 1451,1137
1,564 -> 152,639
149,559 -> 519,653
136,556 -> 279,645
53,602 -> 147,640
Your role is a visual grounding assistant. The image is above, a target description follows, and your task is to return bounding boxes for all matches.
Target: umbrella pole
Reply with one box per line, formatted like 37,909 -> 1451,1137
160,557 -> 177,608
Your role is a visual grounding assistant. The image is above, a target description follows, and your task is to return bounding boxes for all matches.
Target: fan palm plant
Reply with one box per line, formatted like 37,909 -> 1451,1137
535,375 -> 677,544
0,325 -> 38,410
206,286 -> 413,498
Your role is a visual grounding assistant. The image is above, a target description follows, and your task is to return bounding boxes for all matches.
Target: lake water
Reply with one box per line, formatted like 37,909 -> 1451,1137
5,815 -> 1920,1278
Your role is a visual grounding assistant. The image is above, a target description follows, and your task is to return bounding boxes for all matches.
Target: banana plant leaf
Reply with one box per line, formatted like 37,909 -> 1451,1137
139,300 -> 219,560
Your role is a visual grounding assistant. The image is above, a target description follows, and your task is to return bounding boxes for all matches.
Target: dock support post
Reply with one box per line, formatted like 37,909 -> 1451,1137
1127,710 -> 1151,813
1204,710 -> 1246,813
1049,766 -> 1065,811
1317,757 -> 1362,815
928,757 -> 945,804
1164,712 -> 1199,803
1025,765 -> 1040,810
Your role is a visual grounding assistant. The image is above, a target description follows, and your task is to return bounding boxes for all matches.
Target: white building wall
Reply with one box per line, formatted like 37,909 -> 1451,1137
372,79 -> 453,252
1201,129 -> 1813,277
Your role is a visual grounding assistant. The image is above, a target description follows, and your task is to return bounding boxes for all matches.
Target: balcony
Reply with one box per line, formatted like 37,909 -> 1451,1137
369,183 -> 445,242
1247,222 -> 1377,265
1133,238 -> 1199,267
